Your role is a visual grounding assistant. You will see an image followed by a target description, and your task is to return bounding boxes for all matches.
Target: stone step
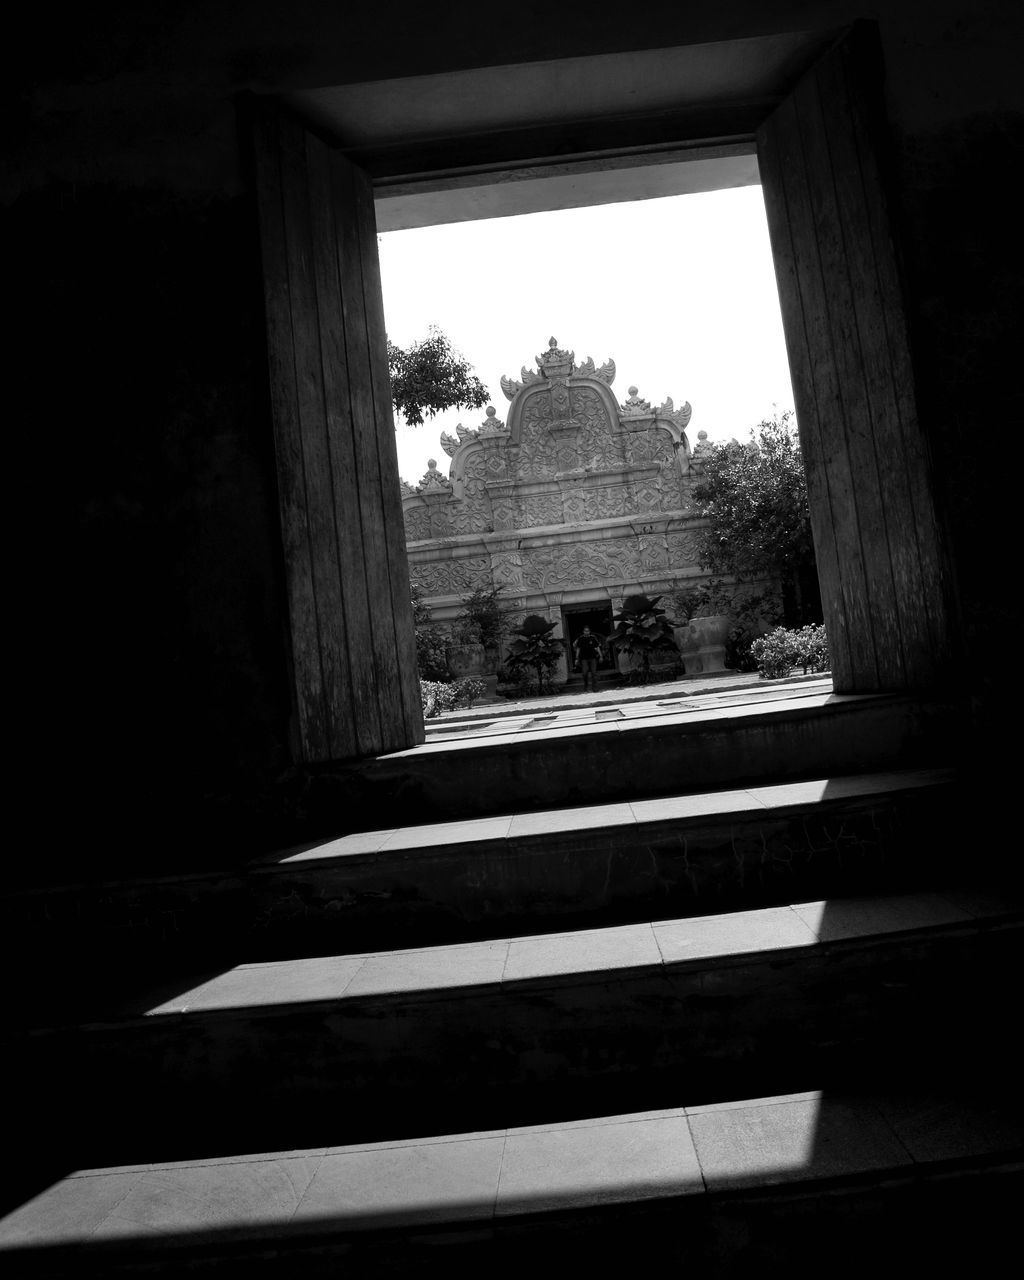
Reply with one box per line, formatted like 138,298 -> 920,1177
3,1083 -> 1020,1276
297,688 -> 966,837
5,769 -> 971,1017
13,887 -> 1020,1169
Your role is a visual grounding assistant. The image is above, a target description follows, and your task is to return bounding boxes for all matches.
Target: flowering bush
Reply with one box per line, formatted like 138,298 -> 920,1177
791,624 -> 830,674
749,624 -> 829,679
749,627 -> 798,679
419,677 -> 487,719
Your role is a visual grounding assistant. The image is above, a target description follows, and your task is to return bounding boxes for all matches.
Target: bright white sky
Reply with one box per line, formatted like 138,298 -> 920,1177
378,184 -> 795,486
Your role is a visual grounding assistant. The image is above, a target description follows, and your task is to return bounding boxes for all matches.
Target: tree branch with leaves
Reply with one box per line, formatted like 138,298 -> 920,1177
388,325 -> 490,427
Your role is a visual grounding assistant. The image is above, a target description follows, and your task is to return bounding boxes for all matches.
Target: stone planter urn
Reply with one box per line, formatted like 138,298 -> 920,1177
448,640 -> 503,704
448,641 -> 486,679
676,614 -> 731,675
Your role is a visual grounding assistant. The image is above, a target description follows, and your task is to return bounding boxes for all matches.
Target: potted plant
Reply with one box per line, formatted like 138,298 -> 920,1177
607,594 -> 678,684
504,614 -> 564,695
454,586 -> 507,673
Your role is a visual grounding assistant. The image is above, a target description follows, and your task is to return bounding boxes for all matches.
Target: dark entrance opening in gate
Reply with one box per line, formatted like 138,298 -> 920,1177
562,603 -> 616,685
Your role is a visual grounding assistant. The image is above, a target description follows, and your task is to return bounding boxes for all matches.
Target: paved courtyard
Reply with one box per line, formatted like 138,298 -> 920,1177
424,670 -> 834,742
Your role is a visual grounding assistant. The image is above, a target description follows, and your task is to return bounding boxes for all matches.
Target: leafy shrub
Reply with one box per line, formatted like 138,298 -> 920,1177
419,676 -> 487,719
453,677 -> 485,706
419,680 -> 457,718
749,624 -> 830,679
791,624 -> 830,674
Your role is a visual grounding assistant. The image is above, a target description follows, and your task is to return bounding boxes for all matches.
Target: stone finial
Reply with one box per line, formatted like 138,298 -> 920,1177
478,405 -> 507,435
620,385 -> 652,416
536,336 -> 574,379
503,339 -> 615,399
416,459 -> 452,493
400,478 -> 416,497
689,429 -> 712,472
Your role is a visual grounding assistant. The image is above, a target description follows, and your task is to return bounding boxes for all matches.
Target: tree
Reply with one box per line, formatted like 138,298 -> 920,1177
607,594 -> 678,683
454,585 -> 506,651
691,411 -> 821,626
410,584 -> 450,681
388,325 -> 490,426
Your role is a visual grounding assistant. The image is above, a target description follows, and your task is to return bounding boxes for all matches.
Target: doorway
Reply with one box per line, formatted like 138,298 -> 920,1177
562,603 -> 616,682
256,24 -> 956,765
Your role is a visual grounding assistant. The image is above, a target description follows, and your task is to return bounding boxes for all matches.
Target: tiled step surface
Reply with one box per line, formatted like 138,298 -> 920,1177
5,769 -> 971,1017
4,1085 -> 1021,1276
14,888 -> 1021,1166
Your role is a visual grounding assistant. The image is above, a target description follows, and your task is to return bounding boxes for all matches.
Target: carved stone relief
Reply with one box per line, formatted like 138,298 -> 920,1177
523,538 -> 640,591
403,505 -> 431,541
450,449 -> 492,535
560,477 -> 587,524
573,385 -> 622,472
637,531 -> 670,572
490,549 -> 524,589
666,530 -> 702,567
520,493 -> 564,529
634,481 -> 661,516
516,390 -> 557,482
409,556 -> 491,596
403,338 -> 702,616
627,426 -> 675,467
660,469 -> 687,512
586,485 -> 628,521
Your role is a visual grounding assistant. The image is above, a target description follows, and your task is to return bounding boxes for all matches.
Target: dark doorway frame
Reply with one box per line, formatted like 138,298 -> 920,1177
562,603 -> 617,678
255,22 -> 957,765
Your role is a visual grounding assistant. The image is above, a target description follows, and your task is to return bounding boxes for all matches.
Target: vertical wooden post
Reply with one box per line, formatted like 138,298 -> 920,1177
253,101 -> 423,761
758,26 -> 958,693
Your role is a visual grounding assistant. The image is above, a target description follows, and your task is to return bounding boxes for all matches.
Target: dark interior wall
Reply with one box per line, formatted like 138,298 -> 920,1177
8,182 -> 294,874
7,1 -> 1021,872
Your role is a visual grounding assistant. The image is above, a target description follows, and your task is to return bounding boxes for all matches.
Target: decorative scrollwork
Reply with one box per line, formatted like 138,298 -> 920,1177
656,396 -> 693,430
573,355 -> 616,385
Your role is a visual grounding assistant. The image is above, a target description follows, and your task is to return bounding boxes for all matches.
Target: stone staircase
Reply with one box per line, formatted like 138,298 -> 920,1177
2,684 -> 1021,1275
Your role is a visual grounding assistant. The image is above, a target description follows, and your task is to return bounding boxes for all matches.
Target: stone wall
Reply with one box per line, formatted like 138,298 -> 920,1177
403,339 -> 714,674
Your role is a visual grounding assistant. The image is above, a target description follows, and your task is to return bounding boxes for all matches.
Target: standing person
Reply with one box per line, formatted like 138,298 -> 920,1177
573,626 -> 603,692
